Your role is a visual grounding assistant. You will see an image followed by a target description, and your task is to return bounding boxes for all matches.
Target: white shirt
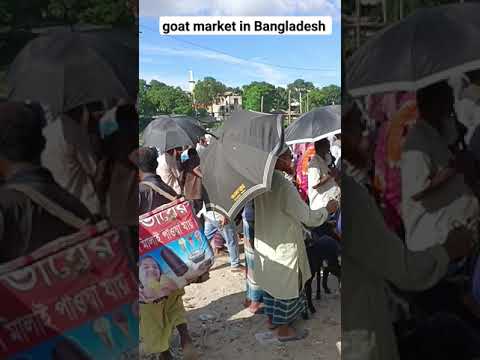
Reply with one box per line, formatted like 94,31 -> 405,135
307,154 -> 341,210
401,120 -> 479,251
196,143 -> 207,157
41,115 -> 101,215
156,152 -> 181,195
331,142 -> 341,167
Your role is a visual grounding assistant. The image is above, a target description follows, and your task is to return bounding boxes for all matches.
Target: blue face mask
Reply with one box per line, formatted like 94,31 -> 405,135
180,150 -> 190,163
98,107 -> 119,139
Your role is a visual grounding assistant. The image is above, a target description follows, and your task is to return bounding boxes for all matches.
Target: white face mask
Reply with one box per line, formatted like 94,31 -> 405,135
455,84 -> 480,143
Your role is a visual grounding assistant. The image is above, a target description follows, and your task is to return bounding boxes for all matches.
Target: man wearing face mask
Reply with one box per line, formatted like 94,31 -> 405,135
41,102 -> 104,216
307,138 -> 341,211
156,147 -> 183,195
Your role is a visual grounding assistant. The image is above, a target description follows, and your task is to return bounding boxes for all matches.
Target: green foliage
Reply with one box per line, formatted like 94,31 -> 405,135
0,2 -> 12,26
287,79 -> 315,100
47,0 -> 133,26
146,81 -> 192,115
243,81 -> 276,112
138,79 -> 194,119
194,77 -> 227,105
308,85 -> 341,108
137,77 -> 340,120
272,86 -> 288,111
138,79 -> 155,117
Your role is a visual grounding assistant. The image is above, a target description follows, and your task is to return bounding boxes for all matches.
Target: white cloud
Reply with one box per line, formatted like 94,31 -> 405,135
141,44 -> 289,85
140,72 -> 190,90
140,0 -> 340,18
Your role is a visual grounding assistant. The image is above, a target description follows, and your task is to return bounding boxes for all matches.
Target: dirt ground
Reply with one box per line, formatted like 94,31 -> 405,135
183,248 -> 341,360
141,242 -> 341,360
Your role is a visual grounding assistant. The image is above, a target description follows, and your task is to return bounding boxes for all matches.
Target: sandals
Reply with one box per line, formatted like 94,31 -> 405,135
277,328 -> 310,343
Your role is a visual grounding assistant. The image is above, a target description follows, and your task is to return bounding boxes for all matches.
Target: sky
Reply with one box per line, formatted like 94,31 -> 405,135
139,0 -> 341,90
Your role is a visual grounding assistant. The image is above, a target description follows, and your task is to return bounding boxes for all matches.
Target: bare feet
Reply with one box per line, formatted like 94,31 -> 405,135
248,301 -> 263,314
266,316 -> 277,330
182,342 -> 199,360
275,325 -> 309,342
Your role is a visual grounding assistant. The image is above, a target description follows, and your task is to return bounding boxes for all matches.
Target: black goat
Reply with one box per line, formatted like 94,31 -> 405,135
303,224 -> 341,317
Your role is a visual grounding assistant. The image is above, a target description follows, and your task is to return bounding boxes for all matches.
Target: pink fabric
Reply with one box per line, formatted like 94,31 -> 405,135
371,93 -> 417,234
295,144 -> 315,202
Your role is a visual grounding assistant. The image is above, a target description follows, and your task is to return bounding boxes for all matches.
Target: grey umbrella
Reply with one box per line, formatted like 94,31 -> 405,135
200,110 -> 284,219
347,3 -> 480,97
7,30 -> 136,115
143,115 -> 207,153
285,105 -> 340,145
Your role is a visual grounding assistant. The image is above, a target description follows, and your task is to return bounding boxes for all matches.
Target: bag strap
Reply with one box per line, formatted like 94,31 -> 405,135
7,184 -> 87,230
141,181 -> 177,202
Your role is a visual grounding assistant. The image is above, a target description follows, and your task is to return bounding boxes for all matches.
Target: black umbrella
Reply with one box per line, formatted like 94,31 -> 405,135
198,114 -> 220,125
142,115 -> 206,152
201,110 -> 284,219
347,3 -> 480,97
285,105 -> 340,145
7,30 -> 136,115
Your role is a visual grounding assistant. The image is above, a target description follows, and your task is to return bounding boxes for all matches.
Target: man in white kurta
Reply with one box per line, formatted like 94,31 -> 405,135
156,149 -> 182,195
308,140 -> 341,210
402,120 -> 479,252
254,170 -> 330,308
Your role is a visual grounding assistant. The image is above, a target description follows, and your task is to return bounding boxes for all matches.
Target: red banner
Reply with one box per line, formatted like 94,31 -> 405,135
139,201 -> 198,256
0,229 -> 137,357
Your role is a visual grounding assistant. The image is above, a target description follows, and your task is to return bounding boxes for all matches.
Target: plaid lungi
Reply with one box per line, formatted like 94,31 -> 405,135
263,290 -> 307,325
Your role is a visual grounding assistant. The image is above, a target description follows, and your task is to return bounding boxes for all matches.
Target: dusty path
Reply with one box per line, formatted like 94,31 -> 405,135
182,251 -> 341,360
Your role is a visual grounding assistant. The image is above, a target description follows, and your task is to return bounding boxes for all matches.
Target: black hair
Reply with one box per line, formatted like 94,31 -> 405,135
342,102 -> 366,165
137,147 -> 158,173
467,70 -> 480,83
416,81 -> 453,122
314,138 -> 330,155
0,102 -> 46,164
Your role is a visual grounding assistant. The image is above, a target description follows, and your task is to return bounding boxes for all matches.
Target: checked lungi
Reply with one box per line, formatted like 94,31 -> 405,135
263,290 -> 307,325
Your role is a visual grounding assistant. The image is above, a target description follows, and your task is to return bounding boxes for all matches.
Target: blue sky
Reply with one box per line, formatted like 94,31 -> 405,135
139,0 -> 341,90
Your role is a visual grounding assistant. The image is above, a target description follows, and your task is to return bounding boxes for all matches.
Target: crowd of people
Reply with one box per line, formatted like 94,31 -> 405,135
135,129 -> 342,358
343,76 -> 480,359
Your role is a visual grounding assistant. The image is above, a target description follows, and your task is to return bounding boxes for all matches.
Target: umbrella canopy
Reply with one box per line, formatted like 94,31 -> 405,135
198,114 -> 219,125
347,3 -> 480,97
285,105 -> 341,145
201,110 -> 284,219
7,30 -> 136,115
143,115 -> 206,152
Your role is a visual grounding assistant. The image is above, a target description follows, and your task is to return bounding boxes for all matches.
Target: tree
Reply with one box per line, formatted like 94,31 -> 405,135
308,85 -> 341,108
243,82 -> 276,112
194,77 -> 227,106
47,0 -> 134,26
287,79 -> 315,100
226,86 -> 243,95
272,87 -> 288,111
137,80 -> 193,116
138,79 -> 155,117
320,85 -> 341,105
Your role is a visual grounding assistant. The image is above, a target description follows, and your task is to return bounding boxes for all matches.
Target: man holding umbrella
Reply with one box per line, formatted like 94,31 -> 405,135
254,146 -> 338,341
